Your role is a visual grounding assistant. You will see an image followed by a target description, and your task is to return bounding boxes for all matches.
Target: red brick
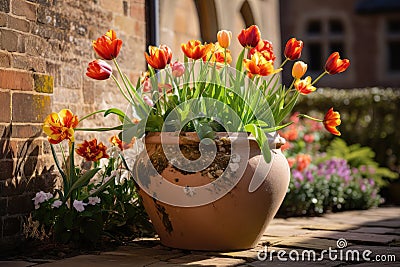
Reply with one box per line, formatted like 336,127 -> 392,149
11,124 -> 42,138
0,69 -> 33,90
1,216 -> 22,236
8,16 -> 30,33
0,29 -> 18,52
11,54 -> 46,72
130,2 -> 144,21
0,12 -> 7,26
0,160 -> 14,181
12,93 -> 51,122
6,194 -> 34,215
0,91 -> 11,122
0,51 -> 11,68
0,198 -> 7,216
11,0 -> 36,21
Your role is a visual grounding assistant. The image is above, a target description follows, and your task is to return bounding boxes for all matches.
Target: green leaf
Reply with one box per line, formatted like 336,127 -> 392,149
244,124 -> 271,163
104,108 -> 133,124
64,168 -> 101,202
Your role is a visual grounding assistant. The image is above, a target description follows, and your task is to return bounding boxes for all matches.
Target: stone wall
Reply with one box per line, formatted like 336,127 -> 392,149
0,0 -> 145,243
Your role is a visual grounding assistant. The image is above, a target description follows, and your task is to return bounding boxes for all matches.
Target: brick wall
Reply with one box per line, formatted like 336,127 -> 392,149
0,0 -> 145,244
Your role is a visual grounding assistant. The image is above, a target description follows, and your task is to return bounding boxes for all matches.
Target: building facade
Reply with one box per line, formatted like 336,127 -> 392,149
280,0 -> 400,88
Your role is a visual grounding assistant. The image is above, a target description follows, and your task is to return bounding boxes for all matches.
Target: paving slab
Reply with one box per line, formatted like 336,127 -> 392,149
3,207 -> 400,266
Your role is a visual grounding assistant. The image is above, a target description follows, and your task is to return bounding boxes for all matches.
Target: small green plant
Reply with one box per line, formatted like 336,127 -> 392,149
320,138 -> 398,186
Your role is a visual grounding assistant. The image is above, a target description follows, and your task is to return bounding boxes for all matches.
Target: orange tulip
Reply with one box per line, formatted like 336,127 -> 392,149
292,61 -> 307,79
43,109 -> 79,144
323,108 -> 341,136
76,138 -> 109,162
296,154 -> 312,172
109,135 -> 135,151
325,52 -> 350,75
294,76 -> 316,95
217,30 -> 232,48
284,38 -> 303,60
86,59 -> 112,80
250,40 -> 276,62
144,45 -> 172,69
243,52 -> 281,78
238,25 -> 261,48
92,30 -> 122,60
181,40 -> 212,60
203,43 -> 232,65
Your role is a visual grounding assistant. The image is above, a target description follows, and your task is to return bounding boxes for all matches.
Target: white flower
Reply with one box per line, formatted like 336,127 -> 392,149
51,200 -> 63,208
32,191 -> 53,206
88,196 -> 101,205
229,163 -> 240,172
107,146 -> 120,159
34,204 -> 40,210
73,200 -> 87,212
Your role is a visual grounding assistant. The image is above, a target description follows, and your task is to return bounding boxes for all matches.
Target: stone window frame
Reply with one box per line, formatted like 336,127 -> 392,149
298,12 -> 354,84
378,15 -> 400,84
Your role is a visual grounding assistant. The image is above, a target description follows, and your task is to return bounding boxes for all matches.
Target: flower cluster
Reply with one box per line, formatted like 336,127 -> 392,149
280,158 -> 382,216
83,26 -> 349,163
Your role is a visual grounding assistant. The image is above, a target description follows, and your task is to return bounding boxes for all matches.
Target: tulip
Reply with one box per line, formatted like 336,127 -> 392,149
76,138 -> 109,162
284,38 -> 303,60
141,77 -> 152,92
43,109 -> 79,144
86,59 -> 112,80
109,135 -> 135,151
237,25 -> 261,48
203,43 -> 232,65
325,52 -> 350,75
249,40 -> 276,62
92,29 -> 122,60
243,52 -> 281,78
217,30 -> 232,48
323,108 -> 341,136
144,45 -> 172,69
292,61 -> 307,79
181,40 -> 212,60
294,76 -> 316,95
171,61 -> 185,77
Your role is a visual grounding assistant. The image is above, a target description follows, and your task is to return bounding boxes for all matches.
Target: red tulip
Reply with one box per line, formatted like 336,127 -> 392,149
284,38 -> 303,60
237,25 -> 261,48
76,138 -> 109,162
92,30 -> 122,60
43,109 -> 79,144
250,40 -> 276,62
86,59 -> 112,80
181,40 -> 212,60
325,52 -> 350,75
323,108 -> 341,136
144,45 -> 172,69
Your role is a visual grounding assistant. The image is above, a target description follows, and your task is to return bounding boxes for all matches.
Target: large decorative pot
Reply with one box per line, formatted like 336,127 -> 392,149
132,132 -> 290,251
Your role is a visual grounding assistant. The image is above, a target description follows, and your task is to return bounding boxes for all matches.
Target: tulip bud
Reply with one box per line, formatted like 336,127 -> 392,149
143,95 -> 154,107
171,61 -> 185,77
292,61 -> 307,79
217,30 -> 232,48
142,77 -> 152,92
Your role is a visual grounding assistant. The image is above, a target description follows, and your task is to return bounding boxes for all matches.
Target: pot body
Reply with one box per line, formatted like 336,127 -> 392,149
133,132 -> 290,251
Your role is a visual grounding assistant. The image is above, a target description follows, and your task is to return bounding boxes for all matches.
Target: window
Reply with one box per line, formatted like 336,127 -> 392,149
304,18 -> 347,72
386,19 -> 400,72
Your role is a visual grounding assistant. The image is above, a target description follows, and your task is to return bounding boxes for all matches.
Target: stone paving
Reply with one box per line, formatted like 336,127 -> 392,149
1,207 -> 399,266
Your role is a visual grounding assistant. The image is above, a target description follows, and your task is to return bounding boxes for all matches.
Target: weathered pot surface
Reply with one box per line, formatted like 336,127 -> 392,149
133,132 -> 290,251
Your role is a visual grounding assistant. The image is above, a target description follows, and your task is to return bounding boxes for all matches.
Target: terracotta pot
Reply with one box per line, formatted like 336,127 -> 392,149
132,132 -> 290,251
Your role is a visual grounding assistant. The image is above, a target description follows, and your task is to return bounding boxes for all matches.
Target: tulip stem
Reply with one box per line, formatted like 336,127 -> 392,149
298,114 -> 323,122
79,109 -> 106,122
311,71 -> 328,86
112,59 -> 135,102
279,58 -> 289,69
111,75 -> 132,103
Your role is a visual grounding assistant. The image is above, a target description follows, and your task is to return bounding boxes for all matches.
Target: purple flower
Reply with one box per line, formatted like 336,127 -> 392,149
305,169 -> 314,182
88,196 -> 101,205
32,191 -> 53,208
51,200 -> 63,208
292,170 -> 304,181
73,200 -> 87,212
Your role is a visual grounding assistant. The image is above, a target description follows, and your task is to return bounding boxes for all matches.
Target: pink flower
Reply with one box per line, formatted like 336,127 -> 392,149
88,196 -> 101,205
73,200 -> 87,212
171,61 -> 185,77
32,191 -> 53,207
143,95 -> 154,106
51,200 -> 63,208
